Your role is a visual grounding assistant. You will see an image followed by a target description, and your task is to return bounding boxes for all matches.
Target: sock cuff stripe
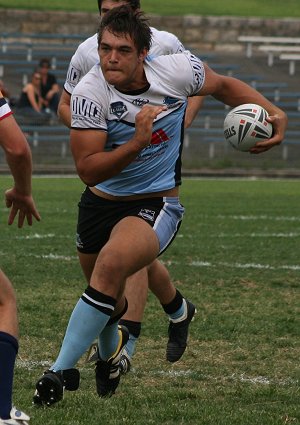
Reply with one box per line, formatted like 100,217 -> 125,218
84,285 -> 116,304
81,292 -> 115,313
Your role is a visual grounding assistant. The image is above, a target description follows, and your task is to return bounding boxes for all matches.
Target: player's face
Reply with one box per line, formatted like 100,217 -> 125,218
100,0 -> 130,16
99,29 -> 147,91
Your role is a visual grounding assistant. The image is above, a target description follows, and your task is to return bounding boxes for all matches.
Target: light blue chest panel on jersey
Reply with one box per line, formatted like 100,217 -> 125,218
95,101 -> 186,196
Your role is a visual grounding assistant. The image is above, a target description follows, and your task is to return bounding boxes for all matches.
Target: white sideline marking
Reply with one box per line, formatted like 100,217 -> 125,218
218,214 -> 300,222
14,233 -> 73,240
154,370 -> 298,386
27,253 -> 77,261
217,232 -> 300,238
16,361 -> 298,387
15,233 -> 55,240
16,359 -> 51,370
190,260 -> 300,271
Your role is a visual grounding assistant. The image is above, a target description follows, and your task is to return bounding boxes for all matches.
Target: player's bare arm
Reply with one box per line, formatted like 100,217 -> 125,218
0,100 -> 40,227
184,96 -> 205,129
199,63 -> 288,153
57,90 -> 72,128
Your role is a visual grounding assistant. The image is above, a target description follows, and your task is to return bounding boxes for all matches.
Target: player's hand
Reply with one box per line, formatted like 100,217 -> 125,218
5,187 -> 41,228
250,111 -> 288,154
133,105 -> 167,149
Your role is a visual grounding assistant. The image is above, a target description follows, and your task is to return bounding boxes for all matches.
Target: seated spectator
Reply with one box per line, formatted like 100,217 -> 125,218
15,71 -> 50,125
38,58 -> 60,114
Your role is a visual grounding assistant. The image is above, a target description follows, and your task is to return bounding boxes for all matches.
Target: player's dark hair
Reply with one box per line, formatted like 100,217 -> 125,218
97,0 -> 140,14
98,5 -> 152,54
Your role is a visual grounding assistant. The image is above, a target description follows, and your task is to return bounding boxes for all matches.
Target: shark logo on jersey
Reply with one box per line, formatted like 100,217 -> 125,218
110,102 -> 128,119
72,95 -> 102,125
66,65 -> 81,87
132,98 -> 149,107
163,96 -> 181,109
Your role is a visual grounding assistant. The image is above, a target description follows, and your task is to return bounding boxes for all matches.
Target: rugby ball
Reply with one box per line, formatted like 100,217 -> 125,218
224,103 -> 273,152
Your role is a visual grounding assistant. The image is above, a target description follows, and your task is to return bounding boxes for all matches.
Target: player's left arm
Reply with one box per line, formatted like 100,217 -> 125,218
0,110 -> 40,227
199,63 -> 288,153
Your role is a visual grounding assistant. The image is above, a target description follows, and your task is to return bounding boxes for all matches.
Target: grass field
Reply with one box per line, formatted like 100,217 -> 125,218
0,0 -> 300,17
1,176 -> 299,425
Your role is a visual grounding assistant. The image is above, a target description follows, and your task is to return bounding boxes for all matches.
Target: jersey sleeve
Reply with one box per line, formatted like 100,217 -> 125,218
64,48 -> 85,95
64,34 -> 99,95
184,51 -> 206,95
0,93 -> 13,121
70,68 -> 108,131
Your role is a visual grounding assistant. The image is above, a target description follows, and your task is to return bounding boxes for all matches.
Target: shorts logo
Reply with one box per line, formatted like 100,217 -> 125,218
76,233 -> 83,249
72,95 -> 102,124
132,98 -> 149,107
138,209 -> 156,222
110,101 -> 128,119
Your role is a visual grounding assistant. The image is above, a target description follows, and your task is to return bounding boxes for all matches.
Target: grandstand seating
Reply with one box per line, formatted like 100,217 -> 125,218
0,31 -> 299,173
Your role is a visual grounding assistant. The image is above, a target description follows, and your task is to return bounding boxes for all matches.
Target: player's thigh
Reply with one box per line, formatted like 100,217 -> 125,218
102,216 -> 160,276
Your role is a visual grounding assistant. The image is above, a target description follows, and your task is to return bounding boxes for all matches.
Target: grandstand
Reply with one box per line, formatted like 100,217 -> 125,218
0,32 -> 299,175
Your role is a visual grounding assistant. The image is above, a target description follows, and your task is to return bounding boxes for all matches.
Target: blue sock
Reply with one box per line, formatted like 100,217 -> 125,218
169,300 -> 185,321
124,334 -> 138,359
118,320 -> 141,360
52,287 -> 116,371
0,332 -> 18,420
98,322 -> 120,360
162,290 -> 186,322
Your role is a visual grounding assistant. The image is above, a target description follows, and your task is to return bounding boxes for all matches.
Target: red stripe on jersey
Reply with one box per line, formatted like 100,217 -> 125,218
0,111 -> 13,121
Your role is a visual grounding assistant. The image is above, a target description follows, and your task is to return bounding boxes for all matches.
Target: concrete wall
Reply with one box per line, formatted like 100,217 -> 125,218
1,9 -> 300,52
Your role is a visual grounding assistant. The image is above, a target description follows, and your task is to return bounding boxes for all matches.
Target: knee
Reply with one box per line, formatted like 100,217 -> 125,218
92,249 -> 127,288
0,272 -> 17,307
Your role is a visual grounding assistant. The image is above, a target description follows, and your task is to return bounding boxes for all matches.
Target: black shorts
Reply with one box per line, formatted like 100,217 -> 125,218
76,187 -> 184,254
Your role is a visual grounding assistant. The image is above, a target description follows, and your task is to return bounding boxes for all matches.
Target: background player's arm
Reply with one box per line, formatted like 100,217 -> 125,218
58,90 -> 72,127
184,96 -> 205,129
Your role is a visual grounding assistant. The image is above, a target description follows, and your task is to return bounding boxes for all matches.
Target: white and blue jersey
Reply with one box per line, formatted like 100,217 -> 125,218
64,28 -> 185,94
71,51 -> 205,196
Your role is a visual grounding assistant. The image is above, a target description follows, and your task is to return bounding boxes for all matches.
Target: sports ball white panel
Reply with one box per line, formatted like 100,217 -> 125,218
224,103 -> 273,152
